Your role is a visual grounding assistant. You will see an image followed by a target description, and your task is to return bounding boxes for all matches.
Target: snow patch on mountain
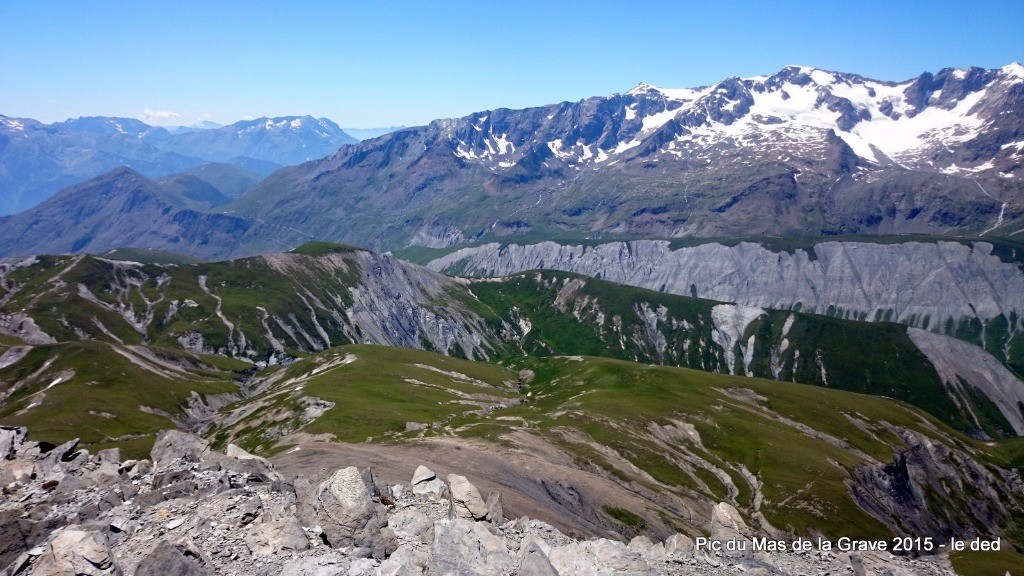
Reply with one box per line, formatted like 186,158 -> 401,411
445,64 -> 1022,178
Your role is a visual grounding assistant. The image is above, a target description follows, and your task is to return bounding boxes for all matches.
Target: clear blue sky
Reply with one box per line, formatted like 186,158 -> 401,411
1,0 -> 1021,128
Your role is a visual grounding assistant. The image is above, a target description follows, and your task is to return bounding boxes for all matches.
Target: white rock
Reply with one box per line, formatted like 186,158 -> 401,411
447,474 -> 488,520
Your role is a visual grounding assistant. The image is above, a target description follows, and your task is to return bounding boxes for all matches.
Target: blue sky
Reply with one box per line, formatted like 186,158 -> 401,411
1,0 -> 1021,128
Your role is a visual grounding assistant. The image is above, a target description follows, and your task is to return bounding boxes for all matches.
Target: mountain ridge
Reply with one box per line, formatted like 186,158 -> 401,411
214,62 -> 1024,254
3,63 -> 1021,256
0,114 -> 358,215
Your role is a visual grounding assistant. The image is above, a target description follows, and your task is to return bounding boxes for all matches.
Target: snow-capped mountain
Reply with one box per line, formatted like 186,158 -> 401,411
219,64 -> 1022,254
446,63 -> 1023,179
159,116 -> 358,167
1,64 -> 1021,258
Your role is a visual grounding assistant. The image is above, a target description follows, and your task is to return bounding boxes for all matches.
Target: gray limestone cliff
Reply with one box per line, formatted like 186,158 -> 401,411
429,239 -> 1024,335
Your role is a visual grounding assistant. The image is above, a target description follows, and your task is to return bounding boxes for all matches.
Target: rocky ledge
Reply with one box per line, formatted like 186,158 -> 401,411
1,426 -> 958,575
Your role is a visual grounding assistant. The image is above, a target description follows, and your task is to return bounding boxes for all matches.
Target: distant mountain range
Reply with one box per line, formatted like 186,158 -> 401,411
0,167 -> 256,259
341,126 -> 407,141
0,115 -> 357,215
1,64 -> 1022,257
225,63 -> 1023,253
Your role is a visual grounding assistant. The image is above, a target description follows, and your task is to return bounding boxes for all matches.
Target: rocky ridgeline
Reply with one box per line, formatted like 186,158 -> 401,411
1,426 -> 958,575
429,240 -> 1024,333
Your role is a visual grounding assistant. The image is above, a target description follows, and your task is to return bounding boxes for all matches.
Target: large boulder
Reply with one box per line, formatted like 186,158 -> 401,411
484,491 -> 503,524
149,431 -> 210,469
447,475 -> 487,520
245,517 -> 310,556
663,533 -> 695,559
316,467 -> 391,558
375,543 -> 428,576
709,501 -> 752,557
34,439 -> 83,483
518,540 -> 559,576
133,540 -> 213,576
387,509 -> 433,544
410,466 -> 446,501
428,519 -> 514,576
0,427 -> 27,460
32,528 -> 120,576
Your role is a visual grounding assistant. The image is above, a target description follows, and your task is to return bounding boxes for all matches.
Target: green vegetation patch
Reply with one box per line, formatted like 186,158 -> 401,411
98,247 -> 206,265
0,341 -> 238,457
216,345 -> 516,451
290,241 -> 362,256
951,547 -> 1024,576
492,355 -> 970,540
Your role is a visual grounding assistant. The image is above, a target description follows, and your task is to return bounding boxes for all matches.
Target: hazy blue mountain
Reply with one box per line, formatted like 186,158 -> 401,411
0,167 -> 251,259
341,126 -> 407,141
155,162 -> 262,211
150,116 -> 358,166
0,115 -> 356,214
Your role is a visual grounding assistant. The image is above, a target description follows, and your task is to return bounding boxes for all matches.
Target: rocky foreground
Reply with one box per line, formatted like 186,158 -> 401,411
1,426 -> 959,575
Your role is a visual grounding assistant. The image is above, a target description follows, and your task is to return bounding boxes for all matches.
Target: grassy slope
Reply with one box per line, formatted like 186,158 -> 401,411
213,344 -> 1021,549
0,341 -> 240,459
473,355 -> 1023,546
213,344 -> 518,453
3,329 -> 1021,566
468,271 -> 1013,438
4,252 -> 1015,439
2,247 -> 365,358
951,548 -> 1024,576
99,247 -> 207,265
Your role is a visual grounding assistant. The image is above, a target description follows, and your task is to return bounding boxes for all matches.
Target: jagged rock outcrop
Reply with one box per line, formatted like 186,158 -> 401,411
848,426 -> 1024,541
0,314 -> 55,346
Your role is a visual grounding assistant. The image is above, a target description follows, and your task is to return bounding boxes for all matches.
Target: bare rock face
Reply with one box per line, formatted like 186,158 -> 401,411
428,518 -> 515,576
409,465 -> 447,501
133,540 -> 213,576
908,327 -> 1024,435
245,517 -> 310,556
0,313 -> 56,345
849,426 -> 1024,540
33,528 -> 120,576
149,430 -> 210,469
427,239 -> 1024,335
314,467 -> 391,557
447,474 -> 488,520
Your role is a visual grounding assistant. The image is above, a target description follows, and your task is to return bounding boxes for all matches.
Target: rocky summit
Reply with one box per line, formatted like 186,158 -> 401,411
0,427 -> 961,576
